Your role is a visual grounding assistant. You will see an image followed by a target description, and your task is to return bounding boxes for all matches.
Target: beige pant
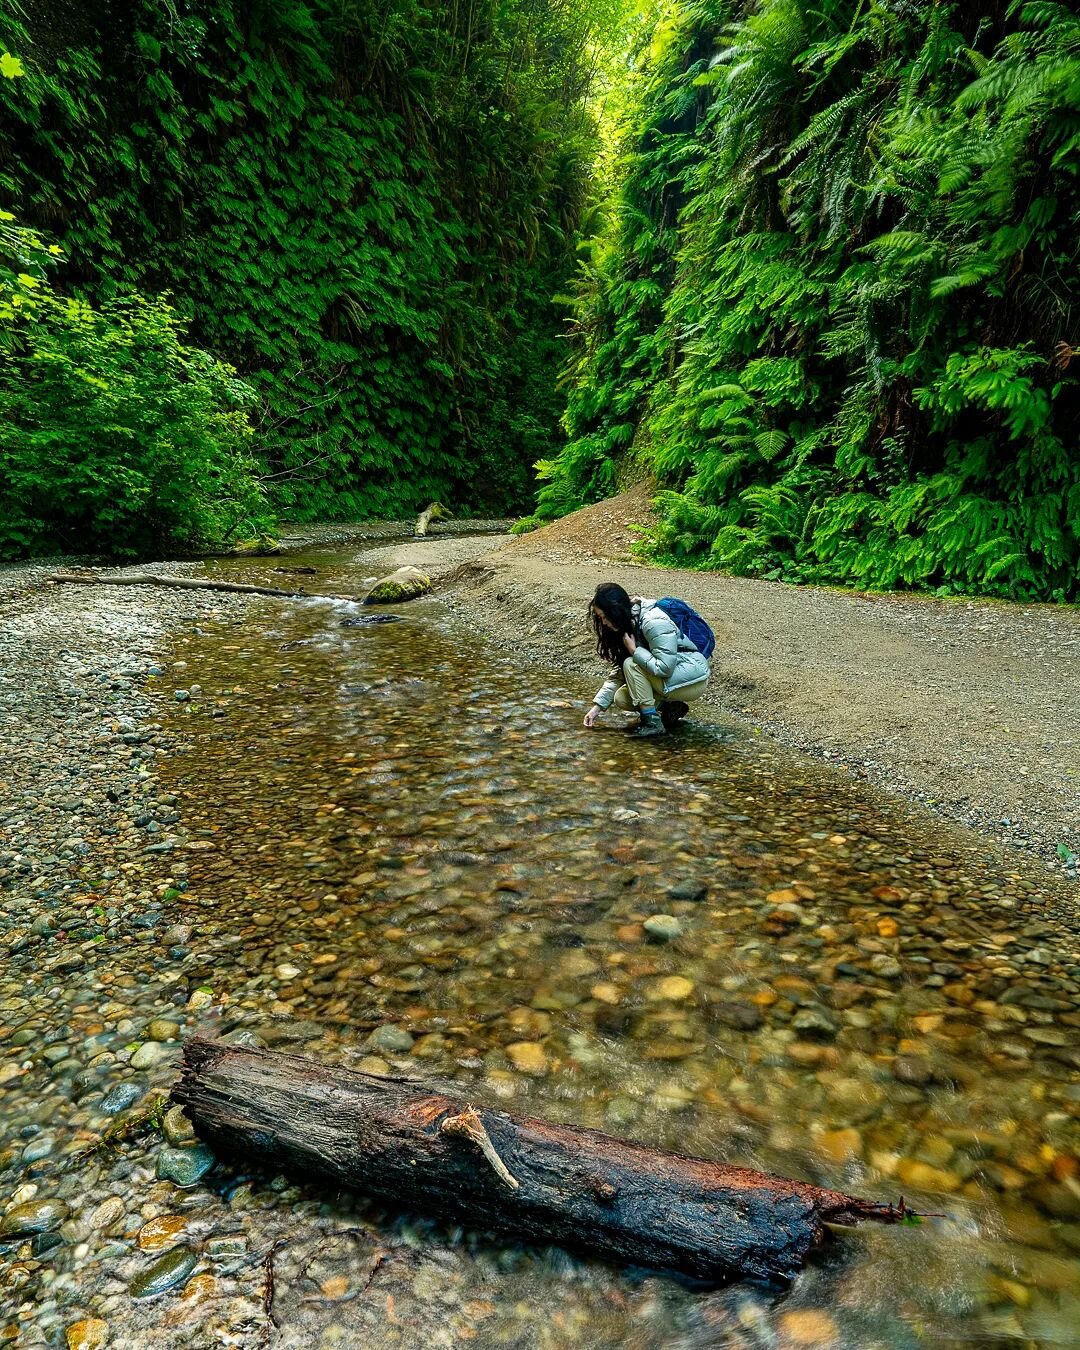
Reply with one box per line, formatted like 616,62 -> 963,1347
612,657 -> 708,711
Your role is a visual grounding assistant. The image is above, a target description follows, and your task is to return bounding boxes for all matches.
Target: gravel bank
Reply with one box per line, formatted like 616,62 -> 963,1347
437,492 -> 1080,881
0,528 -> 511,1346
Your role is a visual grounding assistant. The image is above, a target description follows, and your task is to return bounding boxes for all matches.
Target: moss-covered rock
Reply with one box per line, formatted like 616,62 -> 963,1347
364,566 -> 431,604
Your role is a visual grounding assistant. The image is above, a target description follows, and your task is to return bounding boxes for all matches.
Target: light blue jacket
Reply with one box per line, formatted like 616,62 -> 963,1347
593,597 -> 711,709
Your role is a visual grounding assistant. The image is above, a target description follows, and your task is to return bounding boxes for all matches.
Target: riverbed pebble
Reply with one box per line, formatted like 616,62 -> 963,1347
129,1246 -> 198,1298
643,915 -> 682,941
156,1145 -> 215,1187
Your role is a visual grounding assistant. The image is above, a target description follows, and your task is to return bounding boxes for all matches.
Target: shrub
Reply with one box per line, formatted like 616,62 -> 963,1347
0,217 -> 270,558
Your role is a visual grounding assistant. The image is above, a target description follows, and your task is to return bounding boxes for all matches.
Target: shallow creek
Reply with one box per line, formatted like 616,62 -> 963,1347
2,540 -> 1079,1347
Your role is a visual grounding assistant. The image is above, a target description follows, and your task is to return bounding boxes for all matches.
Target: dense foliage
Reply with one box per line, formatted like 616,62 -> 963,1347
0,0 -> 622,545
542,0 -> 1080,600
0,213 -> 269,557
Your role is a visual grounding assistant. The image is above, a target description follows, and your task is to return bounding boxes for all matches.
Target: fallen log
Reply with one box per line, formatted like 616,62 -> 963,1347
414,501 -> 452,537
174,1039 -> 911,1284
48,571 -> 364,604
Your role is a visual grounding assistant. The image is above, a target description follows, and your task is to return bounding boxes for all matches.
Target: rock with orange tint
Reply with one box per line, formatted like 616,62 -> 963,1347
180,1273 -> 218,1303
136,1214 -> 186,1252
787,1042 -> 840,1067
615,923 -> 644,943
647,975 -> 695,1002
876,917 -> 899,938
896,1159 -> 961,1193
65,1321 -> 109,1350
815,1128 -> 863,1164
507,1007 -> 551,1038
871,884 -> 904,901
766,888 -> 800,905
779,1309 -> 840,1345
505,1041 -> 548,1075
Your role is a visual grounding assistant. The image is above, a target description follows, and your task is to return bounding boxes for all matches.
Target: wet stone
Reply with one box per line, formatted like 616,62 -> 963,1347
649,975 -> 695,1001
87,1196 -> 126,1233
779,1309 -> 840,1345
605,1096 -> 642,1130
791,1007 -> 839,1040
137,1215 -> 187,1252
643,915 -> 682,942
643,1039 -> 704,1060
156,1145 -> 215,1187
206,1233 -> 247,1258
895,1159 -> 961,1194
893,1054 -> 933,1085
100,1082 -> 142,1115
816,1128 -> 863,1163
22,1136 -> 55,1163
162,1105 -> 195,1146
130,1246 -> 198,1298
365,1024 -> 414,1054
358,1055 -> 391,1074
667,880 -> 707,903
31,1230 -> 64,1257
713,1002 -> 764,1031
130,1041 -> 167,1069
65,1320 -> 109,1350
506,1041 -> 548,1075
1023,1026 -> 1070,1046
1,1198 -> 70,1236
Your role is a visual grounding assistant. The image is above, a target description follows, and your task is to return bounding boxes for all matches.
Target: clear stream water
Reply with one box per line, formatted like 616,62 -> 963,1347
2,538 -> 1078,1347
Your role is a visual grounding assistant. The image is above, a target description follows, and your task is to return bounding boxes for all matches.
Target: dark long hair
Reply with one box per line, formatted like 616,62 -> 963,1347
588,582 -> 637,666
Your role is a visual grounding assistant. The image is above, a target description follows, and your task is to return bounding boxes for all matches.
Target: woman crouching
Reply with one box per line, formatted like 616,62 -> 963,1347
583,582 -> 710,737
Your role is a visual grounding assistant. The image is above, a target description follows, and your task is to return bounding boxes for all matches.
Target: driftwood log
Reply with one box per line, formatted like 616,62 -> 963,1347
48,571 -> 364,604
174,1039 -> 909,1284
414,501 -> 451,537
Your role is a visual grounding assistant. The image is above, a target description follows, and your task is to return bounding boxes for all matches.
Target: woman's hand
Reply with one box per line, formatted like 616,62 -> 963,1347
622,632 -> 637,655
583,705 -> 601,729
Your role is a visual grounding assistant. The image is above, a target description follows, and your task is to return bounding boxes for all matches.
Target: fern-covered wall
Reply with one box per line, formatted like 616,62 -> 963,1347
0,0 -> 605,519
544,0 -> 1080,601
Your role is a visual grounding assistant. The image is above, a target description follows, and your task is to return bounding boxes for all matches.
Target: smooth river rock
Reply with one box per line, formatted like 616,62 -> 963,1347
156,1144 -> 215,1187
1,1198 -> 70,1237
129,1246 -> 198,1298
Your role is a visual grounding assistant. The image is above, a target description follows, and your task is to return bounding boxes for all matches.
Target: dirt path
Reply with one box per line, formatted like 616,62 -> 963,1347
428,489 -> 1078,875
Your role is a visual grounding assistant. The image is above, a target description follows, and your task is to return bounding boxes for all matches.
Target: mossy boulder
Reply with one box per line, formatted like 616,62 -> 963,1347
364,566 -> 431,604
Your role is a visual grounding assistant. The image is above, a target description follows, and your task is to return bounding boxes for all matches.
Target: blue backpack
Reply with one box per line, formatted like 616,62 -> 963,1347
655,597 -> 715,659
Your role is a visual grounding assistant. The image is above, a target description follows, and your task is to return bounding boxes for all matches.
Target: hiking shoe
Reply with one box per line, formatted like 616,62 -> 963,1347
631,711 -> 666,738
660,701 -> 689,730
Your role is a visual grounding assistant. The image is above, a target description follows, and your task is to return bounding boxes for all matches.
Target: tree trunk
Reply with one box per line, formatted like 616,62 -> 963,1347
174,1039 -> 908,1285
48,571 -> 364,604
